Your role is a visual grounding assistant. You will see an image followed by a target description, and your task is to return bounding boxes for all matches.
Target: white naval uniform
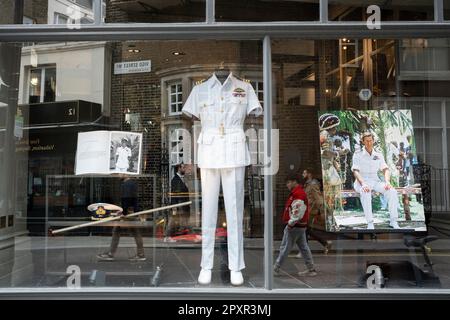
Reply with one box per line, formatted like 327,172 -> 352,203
351,148 -> 399,225
115,146 -> 131,172
182,72 -> 263,271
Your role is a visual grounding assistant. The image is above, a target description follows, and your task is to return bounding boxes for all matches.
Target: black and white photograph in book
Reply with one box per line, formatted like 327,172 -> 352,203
109,132 -> 142,174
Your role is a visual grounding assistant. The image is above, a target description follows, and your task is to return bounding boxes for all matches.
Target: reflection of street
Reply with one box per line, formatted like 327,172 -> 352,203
16,235 -> 450,289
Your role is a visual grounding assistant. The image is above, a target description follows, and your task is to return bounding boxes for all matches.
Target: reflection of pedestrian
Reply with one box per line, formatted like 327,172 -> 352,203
352,131 -> 400,229
165,163 -> 190,239
274,175 -> 317,277
301,168 -> 332,255
97,176 -> 145,261
115,138 -> 131,172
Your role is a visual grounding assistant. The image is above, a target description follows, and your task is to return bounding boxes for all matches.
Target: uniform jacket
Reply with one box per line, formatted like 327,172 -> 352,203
182,72 -> 263,169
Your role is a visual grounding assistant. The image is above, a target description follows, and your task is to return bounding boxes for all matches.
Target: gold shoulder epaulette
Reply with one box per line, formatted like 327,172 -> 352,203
235,75 -> 251,83
195,79 -> 206,85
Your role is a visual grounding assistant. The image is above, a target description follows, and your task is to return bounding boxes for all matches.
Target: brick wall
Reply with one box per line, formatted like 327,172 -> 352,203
0,0 -> 47,24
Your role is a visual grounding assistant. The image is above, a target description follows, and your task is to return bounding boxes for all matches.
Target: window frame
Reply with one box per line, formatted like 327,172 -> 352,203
53,13 -> 70,25
168,126 -> 185,166
70,0 -> 95,10
27,65 -> 57,104
168,82 -> 183,116
0,0 -> 447,27
2,0 -> 450,300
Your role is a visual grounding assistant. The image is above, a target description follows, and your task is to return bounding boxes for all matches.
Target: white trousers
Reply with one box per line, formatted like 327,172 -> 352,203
200,167 -> 245,272
354,180 -> 399,224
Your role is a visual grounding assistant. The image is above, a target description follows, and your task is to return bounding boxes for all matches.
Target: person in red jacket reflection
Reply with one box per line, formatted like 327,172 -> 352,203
274,174 -> 317,277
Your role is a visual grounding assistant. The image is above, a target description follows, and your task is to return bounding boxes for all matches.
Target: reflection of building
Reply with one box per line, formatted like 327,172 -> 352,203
14,42 -> 112,234
3,0 -> 450,293
48,0 -> 95,25
0,0 -> 97,25
270,37 -> 450,236
19,42 -> 111,109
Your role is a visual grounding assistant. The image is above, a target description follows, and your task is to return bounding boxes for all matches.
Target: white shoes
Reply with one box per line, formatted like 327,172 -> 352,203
198,269 -> 244,286
367,222 -> 375,230
389,221 -> 401,229
198,269 -> 212,285
230,271 -> 244,286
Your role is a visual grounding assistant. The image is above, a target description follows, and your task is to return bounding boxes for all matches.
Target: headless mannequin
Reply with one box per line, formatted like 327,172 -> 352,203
183,69 -> 263,286
214,69 -> 231,84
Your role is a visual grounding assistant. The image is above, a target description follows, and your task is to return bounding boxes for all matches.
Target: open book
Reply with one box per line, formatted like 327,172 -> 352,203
75,130 -> 143,175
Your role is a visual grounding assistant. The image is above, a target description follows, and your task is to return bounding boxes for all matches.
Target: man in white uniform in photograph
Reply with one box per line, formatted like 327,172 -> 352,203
115,138 -> 132,172
182,72 -> 262,286
352,131 -> 400,230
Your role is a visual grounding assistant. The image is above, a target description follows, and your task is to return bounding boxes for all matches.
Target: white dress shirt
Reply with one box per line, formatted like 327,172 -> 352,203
182,72 -> 263,168
351,147 -> 388,181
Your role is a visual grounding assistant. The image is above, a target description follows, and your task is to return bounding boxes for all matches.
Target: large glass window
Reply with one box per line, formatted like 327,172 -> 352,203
168,82 -> 183,115
329,0 -> 435,21
215,0 -> 320,22
445,0 -> 450,20
0,40 -> 264,289
28,66 -> 56,104
104,0 -> 206,23
272,38 -> 450,289
0,0 -> 96,25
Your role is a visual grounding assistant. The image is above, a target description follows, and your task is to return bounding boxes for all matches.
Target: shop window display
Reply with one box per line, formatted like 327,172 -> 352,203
271,38 -> 449,289
0,40 -> 265,288
0,25 -> 450,293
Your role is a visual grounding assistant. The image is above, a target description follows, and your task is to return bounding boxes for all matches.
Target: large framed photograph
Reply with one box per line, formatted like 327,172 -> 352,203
75,131 -> 142,175
318,110 -> 426,232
